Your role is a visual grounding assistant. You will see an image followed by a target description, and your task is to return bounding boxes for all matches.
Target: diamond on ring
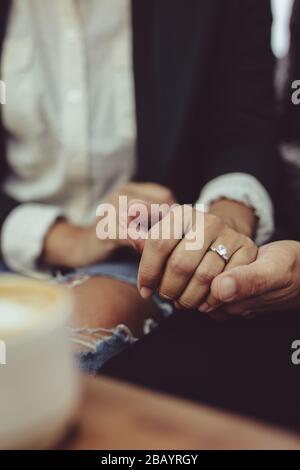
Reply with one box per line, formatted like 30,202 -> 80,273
210,244 -> 229,263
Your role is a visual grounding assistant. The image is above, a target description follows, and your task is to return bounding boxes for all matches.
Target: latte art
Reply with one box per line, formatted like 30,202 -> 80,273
0,300 -> 41,335
0,276 -> 69,340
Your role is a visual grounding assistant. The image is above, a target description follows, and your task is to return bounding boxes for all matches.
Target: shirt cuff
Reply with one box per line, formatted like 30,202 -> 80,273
195,173 -> 274,245
1,203 -> 63,276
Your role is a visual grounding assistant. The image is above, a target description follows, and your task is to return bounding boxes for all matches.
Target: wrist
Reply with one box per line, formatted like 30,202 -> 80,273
75,225 -> 119,267
209,198 -> 257,238
43,220 -> 122,268
42,220 -> 86,268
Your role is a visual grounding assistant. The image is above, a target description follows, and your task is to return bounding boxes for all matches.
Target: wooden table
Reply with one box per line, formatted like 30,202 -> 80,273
63,375 -> 300,450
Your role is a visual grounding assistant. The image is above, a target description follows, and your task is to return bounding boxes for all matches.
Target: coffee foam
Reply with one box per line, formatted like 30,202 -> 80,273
0,300 -> 41,335
0,277 -> 66,339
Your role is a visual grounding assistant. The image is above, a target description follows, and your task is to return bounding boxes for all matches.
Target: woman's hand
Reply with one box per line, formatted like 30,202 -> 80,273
42,182 -> 175,268
209,198 -> 257,239
42,220 -> 117,269
211,241 -> 300,317
108,182 -> 175,208
134,200 -> 258,312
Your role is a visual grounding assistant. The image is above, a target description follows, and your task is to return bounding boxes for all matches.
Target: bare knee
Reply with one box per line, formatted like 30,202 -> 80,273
70,276 -> 159,337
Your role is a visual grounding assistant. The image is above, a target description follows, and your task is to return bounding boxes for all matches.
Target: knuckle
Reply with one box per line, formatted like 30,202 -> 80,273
242,235 -> 256,250
150,237 -> 168,254
139,266 -> 156,287
168,256 -> 191,276
194,268 -> 215,286
239,238 -> 258,262
254,271 -> 273,295
158,289 -> 175,301
177,298 -> 196,310
206,296 -> 220,308
162,188 -> 175,203
205,213 -> 223,231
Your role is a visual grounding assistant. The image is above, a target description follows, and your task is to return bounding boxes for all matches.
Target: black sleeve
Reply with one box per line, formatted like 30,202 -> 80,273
204,0 -> 279,199
280,0 -> 300,143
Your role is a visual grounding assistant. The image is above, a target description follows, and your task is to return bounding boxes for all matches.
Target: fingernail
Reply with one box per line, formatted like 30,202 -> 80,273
218,276 -> 237,301
198,303 -> 213,313
140,287 -> 153,299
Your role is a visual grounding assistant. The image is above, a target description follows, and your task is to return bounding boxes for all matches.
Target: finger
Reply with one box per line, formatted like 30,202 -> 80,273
225,237 -> 258,271
195,232 -> 243,313
224,284 -> 290,317
211,256 -> 276,303
126,199 -> 175,252
159,210 -> 226,303
158,240 -> 204,301
176,251 -> 225,310
222,297 -> 264,317
157,221 -> 216,302
137,206 -> 184,298
124,200 -> 152,253
127,199 -> 163,230
200,239 -> 258,312
126,183 -> 176,205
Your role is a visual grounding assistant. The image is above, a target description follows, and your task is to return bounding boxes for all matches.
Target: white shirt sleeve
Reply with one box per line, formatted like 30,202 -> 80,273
1,203 -> 63,276
195,173 -> 274,245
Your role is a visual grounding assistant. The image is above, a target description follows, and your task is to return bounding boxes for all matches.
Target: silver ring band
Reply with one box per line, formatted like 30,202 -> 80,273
210,244 -> 230,263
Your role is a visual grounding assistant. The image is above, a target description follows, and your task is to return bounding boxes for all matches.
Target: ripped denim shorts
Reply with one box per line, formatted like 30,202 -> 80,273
0,254 -> 173,374
53,253 -> 173,374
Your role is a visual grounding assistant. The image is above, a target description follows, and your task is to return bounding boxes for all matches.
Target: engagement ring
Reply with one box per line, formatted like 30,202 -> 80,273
210,244 -> 230,263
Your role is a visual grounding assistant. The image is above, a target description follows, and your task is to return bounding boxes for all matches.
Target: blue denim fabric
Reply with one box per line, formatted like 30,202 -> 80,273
62,258 -> 174,318
1,255 -> 173,374
73,325 -> 137,375
57,256 -> 173,373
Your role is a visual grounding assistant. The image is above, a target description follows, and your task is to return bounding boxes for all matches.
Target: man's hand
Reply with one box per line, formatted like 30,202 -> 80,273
42,182 -> 175,268
211,241 -> 300,316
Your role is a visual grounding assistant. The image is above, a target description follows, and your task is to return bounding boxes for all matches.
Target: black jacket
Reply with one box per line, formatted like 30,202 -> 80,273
0,0 -> 277,230
279,0 -> 300,239
280,0 -> 300,142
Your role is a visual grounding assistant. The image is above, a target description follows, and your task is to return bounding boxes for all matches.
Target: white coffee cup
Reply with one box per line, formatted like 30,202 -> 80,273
0,275 -> 79,450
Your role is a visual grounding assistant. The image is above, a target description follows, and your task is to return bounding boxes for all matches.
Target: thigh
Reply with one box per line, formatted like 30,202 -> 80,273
102,309 -> 300,430
70,276 -> 160,337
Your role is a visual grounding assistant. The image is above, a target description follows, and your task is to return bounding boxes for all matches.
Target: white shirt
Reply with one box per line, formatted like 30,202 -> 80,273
1,0 -> 274,275
271,0 -> 294,59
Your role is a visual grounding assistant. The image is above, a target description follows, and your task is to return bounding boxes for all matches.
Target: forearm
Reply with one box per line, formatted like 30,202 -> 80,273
42,220 -> 84,268
42,220 -> 118,269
